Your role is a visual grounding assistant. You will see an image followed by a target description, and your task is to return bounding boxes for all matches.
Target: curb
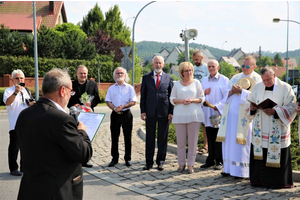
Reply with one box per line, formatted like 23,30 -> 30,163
137,125 -> 300,182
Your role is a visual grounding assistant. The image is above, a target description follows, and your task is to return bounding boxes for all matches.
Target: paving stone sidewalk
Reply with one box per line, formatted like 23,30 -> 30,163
86,116 -> 300,200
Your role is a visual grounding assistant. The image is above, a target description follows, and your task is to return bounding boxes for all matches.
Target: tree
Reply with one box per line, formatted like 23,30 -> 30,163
102,5 -> 131,46
37,25 -> 62,58
256,55 -> 273,67
128,53 -> 142,84
88,29 -> 126,62
274,53 -> 283,67
80,3 -> 104,36
0,24 -> 31,56
176,50 -> 194,65
53,23 -> 96,60
220,61 -> 236,79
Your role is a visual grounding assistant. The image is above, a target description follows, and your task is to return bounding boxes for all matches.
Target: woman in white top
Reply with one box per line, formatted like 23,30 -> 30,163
170,62 -> 205,173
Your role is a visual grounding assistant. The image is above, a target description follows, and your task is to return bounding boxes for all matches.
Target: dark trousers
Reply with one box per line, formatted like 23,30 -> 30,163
110,110 -> 133,162
145,115 -> 169,166
8,130 -> 22,172
205,127 -> 223,166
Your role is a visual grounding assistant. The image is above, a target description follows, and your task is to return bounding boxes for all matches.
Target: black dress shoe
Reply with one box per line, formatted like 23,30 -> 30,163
10,170 -> 22,176
221,171 -> 230,176
214,163 -> 223,170
157,164 -> 164,171
200,163 -> 213,168
82,162 -> 93,168
143,164 -> 153,170
108,160 -> 118,167
125,160 -> 132,166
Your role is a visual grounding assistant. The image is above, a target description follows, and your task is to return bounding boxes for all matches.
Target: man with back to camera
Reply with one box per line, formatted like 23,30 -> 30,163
15,68 -> 93,200
67,65 -> 100,167
216,56 -> 262,178
192,50 -> 209,155
3,69 -> 35,176
140,55 -> 174,171
105,67 -> 137,167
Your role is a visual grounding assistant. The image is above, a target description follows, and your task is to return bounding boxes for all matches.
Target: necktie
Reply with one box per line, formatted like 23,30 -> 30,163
156,74 -> 160,90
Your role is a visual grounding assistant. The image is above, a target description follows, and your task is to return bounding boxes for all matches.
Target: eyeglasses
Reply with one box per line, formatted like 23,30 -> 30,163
116,72 -> 124,75
241,65 -> 251,69
14,77 -> 24,80
183,69 -> 192,73
64,86 -> 75,96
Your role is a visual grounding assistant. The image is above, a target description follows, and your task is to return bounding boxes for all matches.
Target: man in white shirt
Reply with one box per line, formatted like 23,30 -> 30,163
3,69 -> 35,176
192,50 -> 209,155
105,67 -> 137,167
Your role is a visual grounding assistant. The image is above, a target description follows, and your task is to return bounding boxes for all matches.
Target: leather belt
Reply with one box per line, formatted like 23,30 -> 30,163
116,109 -> 130,115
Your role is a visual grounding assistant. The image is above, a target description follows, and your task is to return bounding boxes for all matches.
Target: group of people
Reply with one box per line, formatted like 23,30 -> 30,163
3,51 -> 299,199
105,53 -> 298,189
138,52 -> 298,189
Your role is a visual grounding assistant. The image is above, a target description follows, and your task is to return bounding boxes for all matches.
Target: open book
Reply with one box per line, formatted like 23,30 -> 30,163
247,98 -> 277,109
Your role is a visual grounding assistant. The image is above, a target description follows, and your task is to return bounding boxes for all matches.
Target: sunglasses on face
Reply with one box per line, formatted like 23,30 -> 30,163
241,65 -> 250,69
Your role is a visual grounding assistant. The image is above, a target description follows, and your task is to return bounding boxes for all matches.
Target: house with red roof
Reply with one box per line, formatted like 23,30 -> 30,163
282,59 -> 294,69
0,1 -> 67,36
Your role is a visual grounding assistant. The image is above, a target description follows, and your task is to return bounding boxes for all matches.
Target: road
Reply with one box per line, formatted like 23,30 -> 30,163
0,106 -> 149,200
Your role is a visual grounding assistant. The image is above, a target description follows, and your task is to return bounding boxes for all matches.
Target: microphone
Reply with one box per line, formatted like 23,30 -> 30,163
69,106 -> 78,125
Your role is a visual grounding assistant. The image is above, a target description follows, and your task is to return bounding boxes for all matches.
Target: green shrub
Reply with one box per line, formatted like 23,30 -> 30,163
0,55 -> 119,83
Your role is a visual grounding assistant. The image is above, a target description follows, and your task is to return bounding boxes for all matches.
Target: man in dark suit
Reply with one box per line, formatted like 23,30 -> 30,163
67,65 -> 100,112
140,55 -> 174,171
68,65 -> 100,167
15,68 -> 93,200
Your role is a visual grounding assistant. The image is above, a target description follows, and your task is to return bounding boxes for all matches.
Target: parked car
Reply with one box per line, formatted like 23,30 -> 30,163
292,85 -> 297,95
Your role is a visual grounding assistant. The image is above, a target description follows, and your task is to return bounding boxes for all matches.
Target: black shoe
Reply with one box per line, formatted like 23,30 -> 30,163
200,163 -> 213,168
143,164 -> 153,170
214,163 -> 223,170
108,160 -> 118,167
82,162 -> 93,168
10,170 -> 22,176
221,171 -> 230,176
157,164 -> 164,171
125,160 -> 132,167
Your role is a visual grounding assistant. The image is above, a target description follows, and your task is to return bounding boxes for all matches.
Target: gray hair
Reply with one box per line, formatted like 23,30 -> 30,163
11,69 -> 25,79
208,59 -> 219,67
152,55 -> 164,64
42,68 -> 71,94
260,66 -> 275,76
113,67 -> 129,83
77,65 -> 88,72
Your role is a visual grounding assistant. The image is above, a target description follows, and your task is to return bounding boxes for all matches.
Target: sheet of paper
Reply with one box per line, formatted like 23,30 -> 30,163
78,112 -> 105,141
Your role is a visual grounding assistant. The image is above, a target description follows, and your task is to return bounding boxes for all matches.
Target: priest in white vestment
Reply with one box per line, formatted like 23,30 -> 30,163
216,56 -> 262,178
248,67 -> 296,188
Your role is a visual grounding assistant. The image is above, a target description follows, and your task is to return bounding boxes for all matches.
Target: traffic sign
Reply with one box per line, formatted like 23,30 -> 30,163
120,47 -> 132,57
121,57 -> 132,71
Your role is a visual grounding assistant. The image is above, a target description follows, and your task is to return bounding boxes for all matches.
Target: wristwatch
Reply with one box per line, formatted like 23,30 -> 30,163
113,107 -> 116,111
13,92 -> 18,96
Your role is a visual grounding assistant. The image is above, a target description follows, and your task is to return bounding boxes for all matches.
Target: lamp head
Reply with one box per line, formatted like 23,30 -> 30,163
273,18 -> 280,23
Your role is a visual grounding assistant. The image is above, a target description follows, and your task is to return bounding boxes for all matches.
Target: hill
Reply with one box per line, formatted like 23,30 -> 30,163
136,41 -> 230,61
136,41 -> 300,64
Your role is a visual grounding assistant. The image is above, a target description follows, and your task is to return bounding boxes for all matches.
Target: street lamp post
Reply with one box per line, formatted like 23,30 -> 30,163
221,41 -> 227,75
273,4 -> 300,83
131,1 -> 156,86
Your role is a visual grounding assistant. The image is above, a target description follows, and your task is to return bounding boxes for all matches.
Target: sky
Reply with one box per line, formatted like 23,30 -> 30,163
64,1 -> 300,54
